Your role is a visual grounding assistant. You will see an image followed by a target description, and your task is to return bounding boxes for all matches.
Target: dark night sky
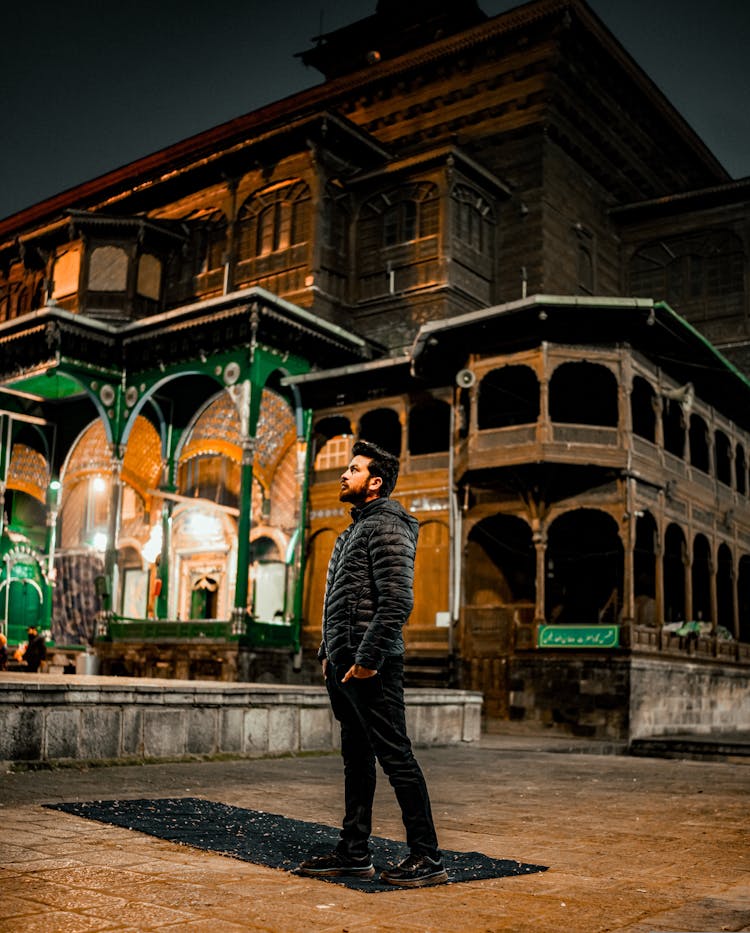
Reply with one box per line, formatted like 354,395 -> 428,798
1,0 -> 748,222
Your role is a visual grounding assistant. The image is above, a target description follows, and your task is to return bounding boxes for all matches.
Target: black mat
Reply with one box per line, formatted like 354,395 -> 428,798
45,797 -> 547,892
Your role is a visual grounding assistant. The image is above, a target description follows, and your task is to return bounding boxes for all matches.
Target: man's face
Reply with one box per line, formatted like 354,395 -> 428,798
340,454 -> 381,505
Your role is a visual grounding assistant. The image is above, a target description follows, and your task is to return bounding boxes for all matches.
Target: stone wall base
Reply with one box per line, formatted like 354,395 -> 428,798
509,655 -> 750,740
0,673 -> 482,765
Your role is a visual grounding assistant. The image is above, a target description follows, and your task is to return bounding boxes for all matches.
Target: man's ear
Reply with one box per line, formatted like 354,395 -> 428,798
368,474 -> 383,494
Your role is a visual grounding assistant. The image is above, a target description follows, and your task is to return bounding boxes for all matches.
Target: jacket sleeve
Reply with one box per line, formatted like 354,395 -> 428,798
354,519 -> 416,670
318,532 -> 345,662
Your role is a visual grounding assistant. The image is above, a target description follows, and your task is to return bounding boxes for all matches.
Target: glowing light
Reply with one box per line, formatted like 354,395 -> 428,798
142,524 -> 163,564
92,476 -> 106,493
92,532 -> 108,552
184,510 -> 222,539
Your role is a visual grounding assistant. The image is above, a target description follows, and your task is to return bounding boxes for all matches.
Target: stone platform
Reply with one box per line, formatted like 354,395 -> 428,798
0,673 -> 482,765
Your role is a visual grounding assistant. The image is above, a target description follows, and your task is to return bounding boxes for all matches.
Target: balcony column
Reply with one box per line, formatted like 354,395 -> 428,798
532,523 -> 547,625
654,399 -> 664,448
684,546 -> 693,623
654,529 -> 665,627
538,347 -> 551,444
622,477 -> 635,625
709,549 -> 718,628
732,554 -> 740,639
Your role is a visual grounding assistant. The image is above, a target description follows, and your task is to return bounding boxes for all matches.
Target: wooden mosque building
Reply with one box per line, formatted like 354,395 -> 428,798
1,0 -> 749,738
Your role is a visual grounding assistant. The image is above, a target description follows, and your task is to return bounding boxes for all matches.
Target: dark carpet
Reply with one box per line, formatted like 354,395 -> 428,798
46,797 -> 547,892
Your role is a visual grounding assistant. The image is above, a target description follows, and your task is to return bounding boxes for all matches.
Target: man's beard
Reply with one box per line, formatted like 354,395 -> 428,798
339,486 -> 366,505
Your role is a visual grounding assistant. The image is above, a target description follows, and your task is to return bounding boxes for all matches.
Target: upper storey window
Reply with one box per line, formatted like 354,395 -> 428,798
629,229 -> 744,305
200,210 -> 228,274
362,183 -> 439,250
89,246 -> 128,291
237,181 -> 311,260
384,200 -> 417,246
452,185 -> 494,254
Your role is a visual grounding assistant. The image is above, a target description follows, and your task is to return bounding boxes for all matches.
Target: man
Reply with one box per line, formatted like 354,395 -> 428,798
24,626 -> 47,673
298,440 -> 447,887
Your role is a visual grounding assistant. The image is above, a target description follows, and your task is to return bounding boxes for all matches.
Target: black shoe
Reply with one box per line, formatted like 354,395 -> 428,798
380,853 -> 448,887
297,850 -> 375,879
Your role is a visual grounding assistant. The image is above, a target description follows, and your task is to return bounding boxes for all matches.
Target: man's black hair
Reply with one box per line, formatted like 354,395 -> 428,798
352,439 -> 400,498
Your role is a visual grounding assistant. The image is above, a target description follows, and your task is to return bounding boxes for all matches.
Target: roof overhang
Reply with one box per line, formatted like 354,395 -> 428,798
0,287 -> 378,398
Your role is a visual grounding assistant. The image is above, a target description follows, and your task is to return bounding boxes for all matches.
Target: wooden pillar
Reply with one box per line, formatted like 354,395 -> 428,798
684,545 -> 693,623
709,549 -> 718,628
533,525 -> 547,625
654,528 -> 665,626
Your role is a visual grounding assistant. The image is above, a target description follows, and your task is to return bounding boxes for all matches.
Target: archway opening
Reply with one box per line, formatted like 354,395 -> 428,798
545,509 -> 623,624
477,366 -> 539,429
717,543 -> 734,634
549,362 -> 618,426
692,534 -> 712,623
663,524 -> 686,623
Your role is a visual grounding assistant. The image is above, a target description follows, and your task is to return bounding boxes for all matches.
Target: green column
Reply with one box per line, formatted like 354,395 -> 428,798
103,449 -> 124,618
156,452 -> 177,620
290,409 -> 313,655
0,414 -> 10,538
233,435 -> 256,632
43,478 -> 61,631
156,496 -> 174,619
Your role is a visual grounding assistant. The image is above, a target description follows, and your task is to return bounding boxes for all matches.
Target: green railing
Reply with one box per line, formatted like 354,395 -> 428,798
107,615 -> 299,649
108,618 -> 237,641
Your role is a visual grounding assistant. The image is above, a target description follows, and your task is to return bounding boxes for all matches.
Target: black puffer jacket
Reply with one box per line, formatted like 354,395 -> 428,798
318,497 -> 419,670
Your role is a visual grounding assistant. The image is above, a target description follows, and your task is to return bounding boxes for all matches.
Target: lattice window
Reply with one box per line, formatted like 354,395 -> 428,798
7,445 -> 50,503
314,435 -> 353,471
452,185 -> 495,254
362,183 -> 439,249
629,229 -> 744,304
237,181 -> 311,260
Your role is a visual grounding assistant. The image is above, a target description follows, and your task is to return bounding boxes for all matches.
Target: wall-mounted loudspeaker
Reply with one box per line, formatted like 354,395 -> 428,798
455,369 -> 476,388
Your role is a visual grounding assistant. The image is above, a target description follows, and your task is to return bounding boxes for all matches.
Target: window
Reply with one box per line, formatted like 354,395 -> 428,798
237,181 -> 311,260
137,254 -> 162,300
314,434 -> 352,471
384,200 -> 417,245
361,183 -> 439,250
452,185 -> 494,253
89,245 -> 128,291
202,211 -> 228,273
629,229 -> 744,304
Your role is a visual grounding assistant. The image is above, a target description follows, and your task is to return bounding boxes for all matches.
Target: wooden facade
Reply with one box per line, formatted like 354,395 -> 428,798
0,0 -> 748,734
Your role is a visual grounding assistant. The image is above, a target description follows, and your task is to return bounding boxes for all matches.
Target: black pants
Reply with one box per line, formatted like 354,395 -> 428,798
325,656 -> 440,861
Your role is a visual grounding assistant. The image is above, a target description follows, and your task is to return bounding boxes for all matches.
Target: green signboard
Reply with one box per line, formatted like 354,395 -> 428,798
538,624 -> 620,648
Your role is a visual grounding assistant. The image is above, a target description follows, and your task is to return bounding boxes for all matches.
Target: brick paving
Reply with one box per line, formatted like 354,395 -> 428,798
1,732 -> 748,932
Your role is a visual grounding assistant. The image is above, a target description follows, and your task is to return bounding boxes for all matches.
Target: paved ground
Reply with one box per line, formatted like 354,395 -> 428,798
1,731 -> 748,933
